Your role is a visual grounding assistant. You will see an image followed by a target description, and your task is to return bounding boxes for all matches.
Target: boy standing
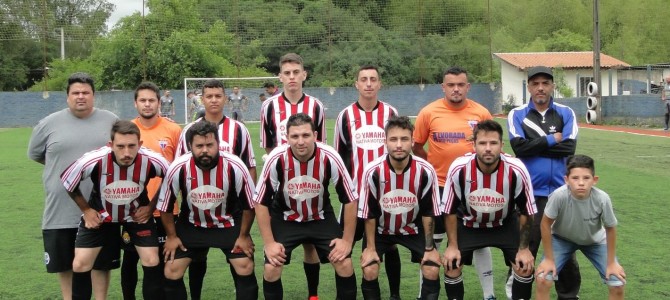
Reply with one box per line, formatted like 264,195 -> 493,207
535,154 -> 626,300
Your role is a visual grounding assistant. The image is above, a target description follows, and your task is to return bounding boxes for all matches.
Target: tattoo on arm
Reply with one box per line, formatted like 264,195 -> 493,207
519,215 -> 533,248
424,218 -> 434,248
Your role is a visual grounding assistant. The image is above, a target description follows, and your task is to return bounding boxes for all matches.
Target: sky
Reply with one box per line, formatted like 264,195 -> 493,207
106,0 -> 147,30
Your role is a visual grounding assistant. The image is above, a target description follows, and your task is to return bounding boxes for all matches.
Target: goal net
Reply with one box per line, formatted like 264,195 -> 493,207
182,77 -> 279,124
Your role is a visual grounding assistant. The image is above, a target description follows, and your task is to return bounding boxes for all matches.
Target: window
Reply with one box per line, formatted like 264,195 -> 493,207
579,77 -> 593,97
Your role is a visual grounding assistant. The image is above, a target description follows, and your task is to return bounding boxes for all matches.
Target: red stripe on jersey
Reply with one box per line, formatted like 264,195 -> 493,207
286,150 -> 300,221
104,153 -> 115,220
310,150 -> 322,220
465,159 -> 478,228
188,159 -> 202,227
278,96 -> 287,130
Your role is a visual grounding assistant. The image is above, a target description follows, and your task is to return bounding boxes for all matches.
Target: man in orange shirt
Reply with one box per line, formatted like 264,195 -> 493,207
121,81 -> 182,299
413,66 -> 496,300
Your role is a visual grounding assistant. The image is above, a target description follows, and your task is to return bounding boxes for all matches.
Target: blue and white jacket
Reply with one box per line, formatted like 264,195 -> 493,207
507,98 -> 578,197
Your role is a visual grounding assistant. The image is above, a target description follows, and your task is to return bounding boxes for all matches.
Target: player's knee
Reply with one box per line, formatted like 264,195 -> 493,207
333,258 -> 354,277
535,276 -> 553,291
139,253 -> 160,267
444,268 -> 461,279
72,258 -> 93,273
609,285 -> 624,297
515,267 -> 534,278
231,258 -> 255,276
421,264 -> 440,280
163,263 -> 185,280
263,264 -> 282,281
361,264 -> 379,281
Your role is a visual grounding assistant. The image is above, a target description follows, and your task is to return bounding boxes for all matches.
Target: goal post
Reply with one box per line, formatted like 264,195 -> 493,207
182,76 -> 279,124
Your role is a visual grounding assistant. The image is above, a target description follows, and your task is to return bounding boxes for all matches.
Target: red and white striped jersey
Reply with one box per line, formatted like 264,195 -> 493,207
259,93 -> 326,149
358,154 -> 441,235
442,153 -> 536,228
156,151 -> 255,228
61,146 -> 169,223
334,101 -> 397,188
253,143 -> 357,222
175,116 -> 256,169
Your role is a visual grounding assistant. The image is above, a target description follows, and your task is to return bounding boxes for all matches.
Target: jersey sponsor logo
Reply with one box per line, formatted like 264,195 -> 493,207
219,140 -> 231,153
278,119 -> 289,142
354,125 -> 386,150
380,190 -> 418,214
467,188 -> 507,213
285,176 -> 322,201
189,185 -> 225,211
102,181 -> 143,205
431,132 -> 466,143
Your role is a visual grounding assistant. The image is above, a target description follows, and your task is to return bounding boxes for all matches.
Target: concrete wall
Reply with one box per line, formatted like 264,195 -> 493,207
554,95 -> 663,125
1,83 -> 500,127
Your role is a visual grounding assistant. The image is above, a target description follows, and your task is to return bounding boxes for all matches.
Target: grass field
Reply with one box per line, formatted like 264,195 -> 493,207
1,119 -> 669,299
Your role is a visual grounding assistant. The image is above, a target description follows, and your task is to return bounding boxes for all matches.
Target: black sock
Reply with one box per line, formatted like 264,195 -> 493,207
511,272 -> 534,300
443,274 -> 464,300
234,272 -> 258,300
361,278 -> 380,300
188,260 -> 207,300
263,278 -> 283,300
420,277 -> 440,300
141,265 -> 163,300
121,250 -> 140,300
304,262 -> 320,296
164,278 -> 187,300
384,247 -> 401,297
335,273 -> 357,300
72,270 -> 92,300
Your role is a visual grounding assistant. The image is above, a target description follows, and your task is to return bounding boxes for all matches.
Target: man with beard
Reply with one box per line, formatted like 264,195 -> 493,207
441,120 -> 536,300
358,116 -> 442,300
61,120 -> 169,300
413,66 -> 495,299
157,121 -> 258,300
507,66 -> 580,299
254,113 -> 358,300
120,82 -> 182,299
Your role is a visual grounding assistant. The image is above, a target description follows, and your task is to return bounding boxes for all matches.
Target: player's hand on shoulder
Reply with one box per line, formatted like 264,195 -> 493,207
328,238 -> 352,263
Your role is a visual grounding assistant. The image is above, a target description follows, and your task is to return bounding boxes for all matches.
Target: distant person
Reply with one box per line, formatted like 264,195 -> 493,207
160,90 -> 175,117
187,91 -> 197,121
413,66 -> 496,299
157,121 -> 258,300
28,72 -> 119,300
662,76 -> 670,130
263,82 -> 281,97
259,53 -> 326,299
507,66 -> 580,299
62,120 -> 169,300
259,93 -> 267,102
229,86 -> 249,122
535,155 -> 626,300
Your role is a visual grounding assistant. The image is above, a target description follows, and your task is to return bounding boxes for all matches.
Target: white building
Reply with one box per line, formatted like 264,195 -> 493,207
494,51 -> 630,105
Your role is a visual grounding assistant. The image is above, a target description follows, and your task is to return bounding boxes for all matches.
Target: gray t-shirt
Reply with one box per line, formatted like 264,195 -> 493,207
160,95 -> 174,115
229,93 -> 246,112
28,108 -> 118,229
545,185 -> 618,245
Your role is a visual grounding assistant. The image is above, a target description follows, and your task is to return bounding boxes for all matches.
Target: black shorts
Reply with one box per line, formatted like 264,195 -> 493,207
173,220 -> 249,261
122,216 -> 169,251
362,232 -> 426,263
269,213 -> 348,264
338,205 -> 364,242
43,228 -> 120,273
434,187 -> 446,236
456,215 -> 520,266
77,221 -> 158,249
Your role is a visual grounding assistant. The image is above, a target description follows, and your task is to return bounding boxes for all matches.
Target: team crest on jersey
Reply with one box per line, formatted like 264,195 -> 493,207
102,181 -> 143,206
44,252 -> 50,265
219,141 -> 231,153
467,120 -> 479,130
467,188 -> 507,213
159,139 -> 168,150
189,185 -> 225,211
380,190 -> 418,214
285,176 -> 322,201
354,125 -> 386,150
279,119 -> 288,142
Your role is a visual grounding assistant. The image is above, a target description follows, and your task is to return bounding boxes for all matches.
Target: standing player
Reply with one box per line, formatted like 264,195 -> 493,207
259,53 -> 326,299
507,66 -> 580,299
61,120 -> 169,300
662,76 -> 670,130
175,79 -> 256,299
157,121 -> 258,300
441,120 -> 536,300
160,90 -> 175,118
228,86 -> 248,122
254,113 -> 358,300
358,116 -> 442,300
412,66 -> 496,299
28,72 -> 119,300
120,81 -> 182,299
333,65 -> 403,299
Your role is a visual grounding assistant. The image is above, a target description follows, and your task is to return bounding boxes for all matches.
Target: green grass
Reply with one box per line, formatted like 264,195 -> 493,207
1,119 -> 668,299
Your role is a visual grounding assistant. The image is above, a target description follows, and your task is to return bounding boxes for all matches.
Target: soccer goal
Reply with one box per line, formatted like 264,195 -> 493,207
182,76 -> 279,124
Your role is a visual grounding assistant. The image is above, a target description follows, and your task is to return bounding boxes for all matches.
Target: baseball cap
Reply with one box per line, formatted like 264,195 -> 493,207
527,66 -> 553,80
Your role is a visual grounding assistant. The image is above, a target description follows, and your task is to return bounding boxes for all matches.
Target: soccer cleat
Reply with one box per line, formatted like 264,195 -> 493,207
308,296 -> 319,300
483,296 -> 497,300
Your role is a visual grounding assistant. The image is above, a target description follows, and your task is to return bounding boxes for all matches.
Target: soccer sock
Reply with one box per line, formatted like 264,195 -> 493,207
121,250 -> 140,300
164,278 -> 187,300
443,274 -> 464,300
141,265 -> 163,300
361,278 -> 381,300
188,260 -> 207,300
304,262 -> 320,296
384,247 -> 401,297
420,277 -> 441,300
473,247 -> 495,298
511,272 -> 534,300
235,272 -> 258,300
263,278 -> 283,300
229,263 -> 240,290
335,273 -> 357,300
71,270 -> 92,300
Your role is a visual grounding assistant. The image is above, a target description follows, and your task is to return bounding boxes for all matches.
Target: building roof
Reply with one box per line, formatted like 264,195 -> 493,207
493,51 -> 630,70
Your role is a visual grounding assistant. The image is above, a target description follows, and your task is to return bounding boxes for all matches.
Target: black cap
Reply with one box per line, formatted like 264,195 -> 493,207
527,66 -> 553,80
